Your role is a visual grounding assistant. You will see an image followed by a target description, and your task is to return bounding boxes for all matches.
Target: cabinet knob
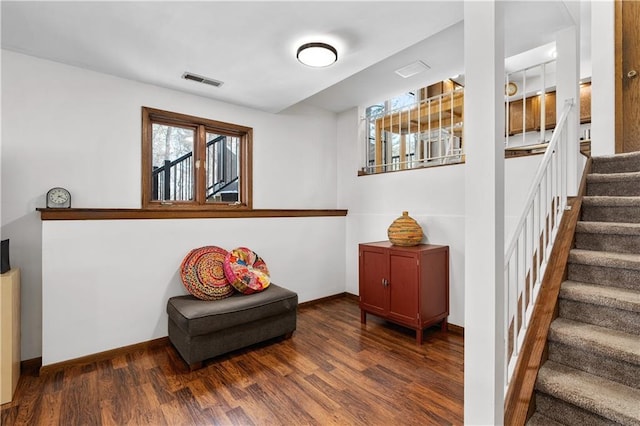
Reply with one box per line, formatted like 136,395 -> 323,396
628,70 -> 638,79
381,278 -> 389,287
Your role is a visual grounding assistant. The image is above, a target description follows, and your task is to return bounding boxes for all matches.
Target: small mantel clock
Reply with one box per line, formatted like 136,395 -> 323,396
46,187 -> 71,208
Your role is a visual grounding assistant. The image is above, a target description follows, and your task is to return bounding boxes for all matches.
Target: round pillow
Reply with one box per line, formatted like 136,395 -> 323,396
180,246 -> 235,300
223,247 -> 270,295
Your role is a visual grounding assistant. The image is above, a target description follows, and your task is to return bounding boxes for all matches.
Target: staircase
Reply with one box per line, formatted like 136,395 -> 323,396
528,151 -> 640,426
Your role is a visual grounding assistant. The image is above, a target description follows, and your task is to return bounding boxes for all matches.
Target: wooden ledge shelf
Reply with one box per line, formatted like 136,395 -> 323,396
37,208 -> 348,221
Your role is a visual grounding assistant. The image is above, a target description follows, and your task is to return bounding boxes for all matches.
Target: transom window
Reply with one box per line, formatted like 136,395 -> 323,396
142,107 -> 252,209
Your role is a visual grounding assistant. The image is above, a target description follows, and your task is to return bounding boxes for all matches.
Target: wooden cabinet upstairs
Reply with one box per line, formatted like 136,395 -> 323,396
507,82 -> 591,136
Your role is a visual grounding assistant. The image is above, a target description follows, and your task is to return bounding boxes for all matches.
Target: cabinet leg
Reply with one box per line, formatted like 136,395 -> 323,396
416,329 -> 423,345
361,310 -> 367,324
440,319 -> 448,333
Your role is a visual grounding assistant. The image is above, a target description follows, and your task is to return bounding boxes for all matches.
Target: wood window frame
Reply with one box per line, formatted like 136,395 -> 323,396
141,107 -> 253,210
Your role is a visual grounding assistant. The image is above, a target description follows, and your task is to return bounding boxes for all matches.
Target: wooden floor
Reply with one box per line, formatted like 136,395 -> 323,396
1,296 -> 464,425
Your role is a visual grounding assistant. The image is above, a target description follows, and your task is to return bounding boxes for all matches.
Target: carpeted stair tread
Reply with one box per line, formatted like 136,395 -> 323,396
581,196 -> 640,223
587,171 -> 640,182
576,221 -> 640,236
575,221 -> 640,253
549,318 -> 640,366
560,281 -> 640,313
586,171 -> 640,196
582,195 -> 640,207
592,151 -> 640,174
536,361 -> 640,425
569,249 -> 640,271
526,412 -> 565,426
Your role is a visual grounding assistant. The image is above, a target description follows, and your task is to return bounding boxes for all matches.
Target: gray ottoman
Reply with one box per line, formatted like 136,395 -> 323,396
167,283 -> 298,369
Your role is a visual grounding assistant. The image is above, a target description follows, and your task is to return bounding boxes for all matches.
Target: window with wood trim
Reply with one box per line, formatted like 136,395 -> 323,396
141,107 -> 252,209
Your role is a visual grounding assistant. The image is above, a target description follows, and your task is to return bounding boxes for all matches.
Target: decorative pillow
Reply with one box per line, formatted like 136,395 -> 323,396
180,246 -> 235,300
223,247 -> 270,295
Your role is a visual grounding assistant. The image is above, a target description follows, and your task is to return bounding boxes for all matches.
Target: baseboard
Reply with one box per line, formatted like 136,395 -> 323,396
300,292 -> 463,335
298,292 -> 354,308
39,337 -> 169,376
38,292 -> 350,374
343,292 -> 359,302
21,357 -> 42,375
35,293 -> 460,375
447,323 -> 464,336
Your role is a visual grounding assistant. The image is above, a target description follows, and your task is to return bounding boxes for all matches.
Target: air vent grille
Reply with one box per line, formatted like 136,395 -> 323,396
394,61 -> 430,79
182,72 -> 223,87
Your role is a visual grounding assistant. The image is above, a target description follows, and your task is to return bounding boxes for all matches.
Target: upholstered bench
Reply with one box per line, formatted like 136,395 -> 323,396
167,283 -> 298,369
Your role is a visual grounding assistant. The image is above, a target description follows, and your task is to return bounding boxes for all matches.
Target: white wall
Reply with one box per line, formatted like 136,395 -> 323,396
337,107 -> 542,328
590,0 -> 616,155
41,217 -> 345,365
1,50 -> 341,361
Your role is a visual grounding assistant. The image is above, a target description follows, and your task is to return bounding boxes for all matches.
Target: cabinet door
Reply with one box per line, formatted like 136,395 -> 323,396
542,92 -> 556,130
508,97 -> 537,135
580,83 -> 591,124
419,249 -> 449,324
387,252 -> 419,326
359,248 -> 388,316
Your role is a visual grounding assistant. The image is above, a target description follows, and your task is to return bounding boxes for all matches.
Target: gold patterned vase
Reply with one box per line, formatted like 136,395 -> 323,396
387,211 -> 424,246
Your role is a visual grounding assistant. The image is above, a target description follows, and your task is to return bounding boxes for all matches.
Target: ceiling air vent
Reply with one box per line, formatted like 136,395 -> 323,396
182,72 -> 224,88
394,60 -> 430,79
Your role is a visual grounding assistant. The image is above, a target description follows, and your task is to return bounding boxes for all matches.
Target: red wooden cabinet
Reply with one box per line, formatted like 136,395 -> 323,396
359,241 -> 450,344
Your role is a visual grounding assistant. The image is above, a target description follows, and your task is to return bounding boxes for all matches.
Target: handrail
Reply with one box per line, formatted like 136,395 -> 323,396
503,99 -> 574,392
504,155 -> 591,425
206,176 -> 239,198
504,99 -> 574,260
152,134 -> 225,176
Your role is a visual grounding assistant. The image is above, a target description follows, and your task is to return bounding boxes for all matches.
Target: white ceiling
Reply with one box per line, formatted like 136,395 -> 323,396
1,1 -> 589,114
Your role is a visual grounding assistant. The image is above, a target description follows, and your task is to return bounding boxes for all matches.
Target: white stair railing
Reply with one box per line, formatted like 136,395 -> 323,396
503,99 -> 575,391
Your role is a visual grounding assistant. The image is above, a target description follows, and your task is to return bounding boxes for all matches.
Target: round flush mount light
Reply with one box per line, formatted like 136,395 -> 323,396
296,42 -> 338,67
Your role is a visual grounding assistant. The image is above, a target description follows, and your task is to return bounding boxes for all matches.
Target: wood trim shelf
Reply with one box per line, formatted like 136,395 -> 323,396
37,208 -> 348,221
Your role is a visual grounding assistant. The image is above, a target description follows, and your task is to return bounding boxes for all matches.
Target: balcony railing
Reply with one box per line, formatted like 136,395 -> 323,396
363,88 -> 464,174
152,135 -> 239,202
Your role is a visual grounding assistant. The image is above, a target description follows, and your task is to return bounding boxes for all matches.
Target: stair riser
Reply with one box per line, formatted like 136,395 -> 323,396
548,341 -> 640,389
592,157 -> 640,174
527,413 -> 565,426
558,299 -> 640,335
574,232 -> 640,254
581,205 -> 640,223
568,264 -> 640,290
534,392 -> 620,426
587,180 -> 640,197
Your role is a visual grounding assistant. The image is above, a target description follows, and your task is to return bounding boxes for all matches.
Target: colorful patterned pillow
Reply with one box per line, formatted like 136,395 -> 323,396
223,247 -> 270,295
180,246 -> 235,300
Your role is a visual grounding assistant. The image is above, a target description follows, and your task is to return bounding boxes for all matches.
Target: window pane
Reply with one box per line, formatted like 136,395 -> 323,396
151,123 -> 195,201
205,132 -> 240,203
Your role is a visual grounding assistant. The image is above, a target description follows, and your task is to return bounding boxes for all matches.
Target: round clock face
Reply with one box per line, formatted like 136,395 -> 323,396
47,187 -> 71,208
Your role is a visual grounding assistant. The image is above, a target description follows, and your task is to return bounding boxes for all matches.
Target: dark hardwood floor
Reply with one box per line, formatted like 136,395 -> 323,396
1,296 -> 464,425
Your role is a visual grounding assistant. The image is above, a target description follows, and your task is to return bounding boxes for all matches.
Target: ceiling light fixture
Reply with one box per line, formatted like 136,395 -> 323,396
296,42 -> 338,67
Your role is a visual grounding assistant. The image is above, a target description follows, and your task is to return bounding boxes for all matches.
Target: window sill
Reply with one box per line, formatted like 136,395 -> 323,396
37,208 -> 348,221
